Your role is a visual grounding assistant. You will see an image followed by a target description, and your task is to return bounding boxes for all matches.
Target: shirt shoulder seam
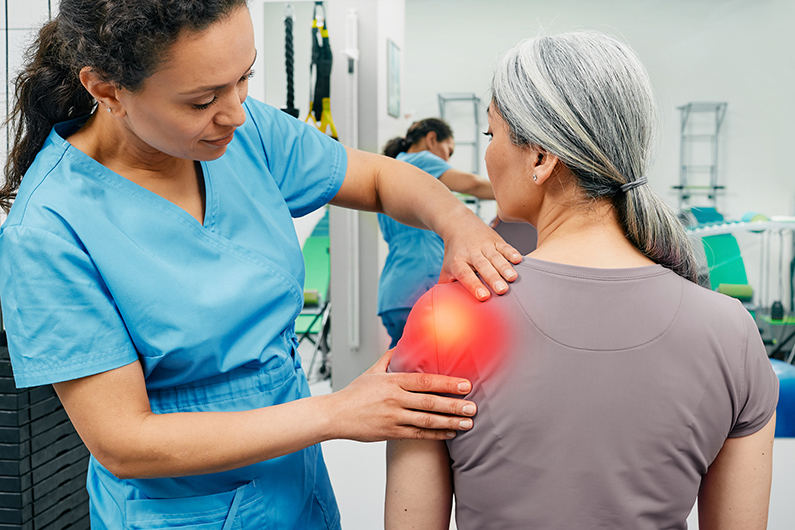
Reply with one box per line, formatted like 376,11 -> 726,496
11,147 -> 71,225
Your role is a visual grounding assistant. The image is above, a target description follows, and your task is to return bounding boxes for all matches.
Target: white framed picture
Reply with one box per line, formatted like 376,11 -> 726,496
387,39 -> 401,118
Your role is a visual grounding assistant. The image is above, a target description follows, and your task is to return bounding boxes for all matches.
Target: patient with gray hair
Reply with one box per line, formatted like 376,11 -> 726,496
385,30 -> 778,530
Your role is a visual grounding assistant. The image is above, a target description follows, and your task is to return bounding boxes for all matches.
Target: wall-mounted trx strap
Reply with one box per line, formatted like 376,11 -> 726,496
281,4 -> 299,118
305,1 -> 338,139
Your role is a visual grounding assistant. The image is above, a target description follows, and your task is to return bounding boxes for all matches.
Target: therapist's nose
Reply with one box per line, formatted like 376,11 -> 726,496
216,86 -> 247,128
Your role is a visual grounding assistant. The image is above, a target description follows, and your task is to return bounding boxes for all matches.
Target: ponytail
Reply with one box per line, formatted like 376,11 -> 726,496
616,187 -> 698,283
2,19 -> 94,212
491,31 -> 698,283
382,137 -> 411,158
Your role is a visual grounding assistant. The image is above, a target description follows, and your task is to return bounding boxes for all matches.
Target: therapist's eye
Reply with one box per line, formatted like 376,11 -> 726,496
483,131 -> 493,142
193,96 -> 218,111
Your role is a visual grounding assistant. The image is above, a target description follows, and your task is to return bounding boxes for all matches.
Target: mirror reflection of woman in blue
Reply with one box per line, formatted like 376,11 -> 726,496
0,1 -> 522,528
379,119 -> 496,348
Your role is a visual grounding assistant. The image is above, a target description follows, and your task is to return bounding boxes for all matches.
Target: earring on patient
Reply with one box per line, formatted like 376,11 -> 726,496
532,174 -> 538,182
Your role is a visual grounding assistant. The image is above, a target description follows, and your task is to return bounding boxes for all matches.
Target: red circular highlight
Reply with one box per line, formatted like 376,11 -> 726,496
396,283 -> 511,383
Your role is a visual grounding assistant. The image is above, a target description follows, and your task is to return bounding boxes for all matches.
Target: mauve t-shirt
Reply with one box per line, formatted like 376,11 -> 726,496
390,257 -> 779,530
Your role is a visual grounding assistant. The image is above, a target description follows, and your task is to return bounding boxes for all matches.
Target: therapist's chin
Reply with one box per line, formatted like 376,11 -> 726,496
193,142 -> 233,161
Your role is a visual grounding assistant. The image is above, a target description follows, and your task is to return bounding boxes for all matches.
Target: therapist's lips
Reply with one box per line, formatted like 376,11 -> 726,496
203,131 -> 235,147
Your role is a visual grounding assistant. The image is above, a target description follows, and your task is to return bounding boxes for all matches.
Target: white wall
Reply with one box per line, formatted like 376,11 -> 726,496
404,0 -> 795,219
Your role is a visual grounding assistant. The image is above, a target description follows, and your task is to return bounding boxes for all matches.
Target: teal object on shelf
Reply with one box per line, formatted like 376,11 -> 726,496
770,359 -> 795,437
690,206 -> 724,224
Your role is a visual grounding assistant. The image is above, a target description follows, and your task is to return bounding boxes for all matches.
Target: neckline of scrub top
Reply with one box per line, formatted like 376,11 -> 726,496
52,117 -> 216,230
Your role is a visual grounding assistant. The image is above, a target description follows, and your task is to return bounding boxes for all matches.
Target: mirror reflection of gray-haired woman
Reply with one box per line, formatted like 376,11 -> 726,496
386,30 -> 777,530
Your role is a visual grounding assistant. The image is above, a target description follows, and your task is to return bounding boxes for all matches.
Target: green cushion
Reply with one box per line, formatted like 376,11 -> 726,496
295,234 -> 330,334
716,283 -> 753,301
702,234 -> 748,289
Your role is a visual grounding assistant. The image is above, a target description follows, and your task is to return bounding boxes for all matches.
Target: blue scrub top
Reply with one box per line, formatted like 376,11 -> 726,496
377,151 -> 453,315
0,98 -> 346,528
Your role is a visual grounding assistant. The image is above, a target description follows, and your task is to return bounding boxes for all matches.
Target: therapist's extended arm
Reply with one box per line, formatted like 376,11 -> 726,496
54,350 -> 477,480
330,147 -> 520,300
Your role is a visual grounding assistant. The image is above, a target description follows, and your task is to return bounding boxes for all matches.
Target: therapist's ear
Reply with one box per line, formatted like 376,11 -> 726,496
79,66 -> 126,117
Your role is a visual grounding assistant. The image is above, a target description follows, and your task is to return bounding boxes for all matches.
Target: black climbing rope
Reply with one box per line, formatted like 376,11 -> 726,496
281,5 -> 299,118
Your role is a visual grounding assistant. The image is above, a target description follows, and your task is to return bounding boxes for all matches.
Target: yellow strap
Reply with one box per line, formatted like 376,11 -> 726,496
305,99 -> 337,139
304,103 -> 318,125
319,98 -> 338,139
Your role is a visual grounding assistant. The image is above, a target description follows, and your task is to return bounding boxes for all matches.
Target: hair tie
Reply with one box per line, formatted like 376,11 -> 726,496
619,176 -> 648,193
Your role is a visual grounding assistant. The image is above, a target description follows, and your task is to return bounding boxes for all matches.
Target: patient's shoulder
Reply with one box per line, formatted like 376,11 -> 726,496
390,282 -> 515,379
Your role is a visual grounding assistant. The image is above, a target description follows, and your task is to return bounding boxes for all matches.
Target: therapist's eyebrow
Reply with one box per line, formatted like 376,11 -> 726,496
180,51 -> 257,95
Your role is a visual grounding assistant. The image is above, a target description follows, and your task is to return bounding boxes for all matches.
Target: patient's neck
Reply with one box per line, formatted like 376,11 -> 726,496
528,199 -> 655,269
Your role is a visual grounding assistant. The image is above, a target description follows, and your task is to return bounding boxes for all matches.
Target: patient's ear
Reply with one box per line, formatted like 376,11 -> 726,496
529,149 -> 559,185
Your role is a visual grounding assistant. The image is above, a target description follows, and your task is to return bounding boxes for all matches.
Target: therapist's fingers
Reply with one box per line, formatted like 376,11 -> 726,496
486,242 -> 522,284
393,410 -> 474,440
439,234 -> 521,301
395,371 -> 472,397
329,367 -> 477,442
369,348 -> 396,373
496,239 -> 524,266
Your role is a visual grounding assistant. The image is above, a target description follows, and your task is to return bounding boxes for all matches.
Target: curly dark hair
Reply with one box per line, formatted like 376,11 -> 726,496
1,0 -> 248,212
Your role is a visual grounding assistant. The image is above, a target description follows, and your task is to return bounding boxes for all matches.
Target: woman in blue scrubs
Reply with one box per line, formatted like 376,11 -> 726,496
0,2 -> 520,528
379,119 -> 495,347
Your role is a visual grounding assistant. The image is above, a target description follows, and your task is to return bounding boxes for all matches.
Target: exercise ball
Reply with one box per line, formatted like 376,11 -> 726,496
770,359 -> 795,437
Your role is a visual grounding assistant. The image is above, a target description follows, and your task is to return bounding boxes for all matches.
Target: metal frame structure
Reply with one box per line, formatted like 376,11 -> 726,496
674,101 -> 728,209
437,92 -> 482,215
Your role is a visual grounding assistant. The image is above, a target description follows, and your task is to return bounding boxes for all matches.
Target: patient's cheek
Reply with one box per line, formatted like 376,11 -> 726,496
397,288 -> 511,381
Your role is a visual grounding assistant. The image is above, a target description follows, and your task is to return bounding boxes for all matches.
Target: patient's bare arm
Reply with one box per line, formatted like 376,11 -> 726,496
385,439 -> 453,530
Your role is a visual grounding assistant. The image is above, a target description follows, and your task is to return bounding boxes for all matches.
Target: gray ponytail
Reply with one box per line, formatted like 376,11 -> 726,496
491,31 -> 697,282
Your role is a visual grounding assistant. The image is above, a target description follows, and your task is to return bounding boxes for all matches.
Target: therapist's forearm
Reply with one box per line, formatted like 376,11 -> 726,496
55,363 -> 334,479
332,147 -> 478,238
55,356 -> 476,480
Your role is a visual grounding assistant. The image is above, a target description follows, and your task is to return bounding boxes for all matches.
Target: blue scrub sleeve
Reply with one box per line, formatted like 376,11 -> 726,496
0,225 -> 138,387
243,100 -> 347,218
397,151 -> 454,179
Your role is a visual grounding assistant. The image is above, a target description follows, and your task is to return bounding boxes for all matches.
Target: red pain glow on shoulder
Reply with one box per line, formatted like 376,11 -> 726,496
398,285 -> 511,382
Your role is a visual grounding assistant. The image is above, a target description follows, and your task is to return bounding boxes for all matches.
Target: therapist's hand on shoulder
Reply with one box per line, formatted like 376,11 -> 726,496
439,212 -> 521,301
332,147 -> 521,302
325,350 -> 476,442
